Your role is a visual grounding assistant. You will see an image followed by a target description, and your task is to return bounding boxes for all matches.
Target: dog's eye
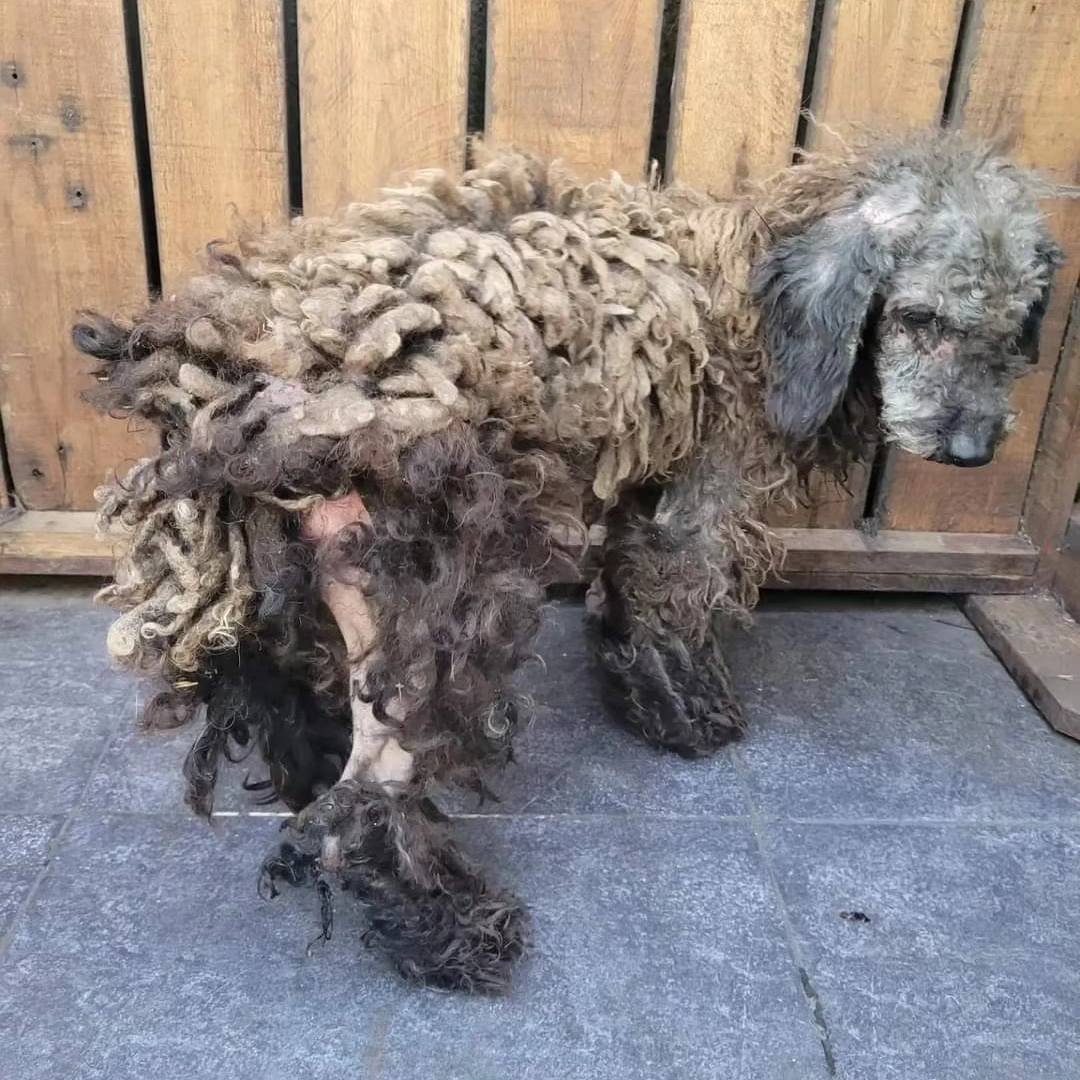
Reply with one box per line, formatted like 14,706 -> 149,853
900,309 -> 937,330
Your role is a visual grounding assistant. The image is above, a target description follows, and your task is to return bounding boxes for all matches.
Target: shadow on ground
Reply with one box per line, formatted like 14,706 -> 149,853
1,581 -> 1078,1079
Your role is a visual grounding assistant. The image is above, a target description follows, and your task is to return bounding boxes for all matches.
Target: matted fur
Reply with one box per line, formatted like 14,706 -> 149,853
76,132 -> 1060,991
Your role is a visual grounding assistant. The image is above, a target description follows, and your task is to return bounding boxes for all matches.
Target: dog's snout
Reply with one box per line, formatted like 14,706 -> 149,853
940,416 -> 1002,468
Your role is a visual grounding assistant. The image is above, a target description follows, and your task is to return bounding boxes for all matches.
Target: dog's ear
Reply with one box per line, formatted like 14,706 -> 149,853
753,207 -> 894,442
1018,239 -> 1064,364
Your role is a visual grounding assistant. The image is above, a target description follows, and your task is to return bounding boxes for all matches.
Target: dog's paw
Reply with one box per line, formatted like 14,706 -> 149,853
593,625 -> 745,757
362,861 -> 529,993
258,779 -> 528,992
630,641 -> 744,757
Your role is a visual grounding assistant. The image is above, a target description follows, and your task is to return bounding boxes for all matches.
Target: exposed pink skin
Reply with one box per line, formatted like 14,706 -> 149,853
301,488 -> 371,542
301,492 -> 413,840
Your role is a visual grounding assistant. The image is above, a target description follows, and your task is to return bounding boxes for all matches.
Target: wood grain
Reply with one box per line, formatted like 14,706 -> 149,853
1024,283 -> 1080,580
766,465 -> 870,529
487,0 -> 662,180
882,0 -> 1080,532
299,0 -> 469,213
669,0 -> 813,191
774,527 -> 1036,576
1053,508 -> 1080,620
966,593 -> 1080,742
772,571 -> 1031,593
809,0 -> 963,152
776,0 -> 965,528
0,437 -> 9,504
0,510 -> 120,575
0,0 -> 154,511
139,0 -> 288,289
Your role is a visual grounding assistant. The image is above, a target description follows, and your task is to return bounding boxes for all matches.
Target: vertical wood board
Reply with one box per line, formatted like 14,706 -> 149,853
139,0 -> 288,289
809,0 -> 963,152
487,0 -> 662,181
1024,283 -> 1080,576
0,0 -> 154,509
669,0 -> 813,192
299,0 -> 470,214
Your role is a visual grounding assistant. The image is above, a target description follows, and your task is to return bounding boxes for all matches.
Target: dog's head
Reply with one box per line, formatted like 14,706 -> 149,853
753,136 -> 1063,467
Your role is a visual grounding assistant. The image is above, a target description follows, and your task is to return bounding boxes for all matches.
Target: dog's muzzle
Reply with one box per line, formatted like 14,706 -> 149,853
932,414 -> 1004,468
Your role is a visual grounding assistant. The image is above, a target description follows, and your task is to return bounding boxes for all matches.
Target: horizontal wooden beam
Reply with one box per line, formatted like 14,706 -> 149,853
1,511 -> 1042,597
771,572 -> 1032,594
0,511 -> 118,575
966,593 -> 1080,742
773,528 -> 1038,578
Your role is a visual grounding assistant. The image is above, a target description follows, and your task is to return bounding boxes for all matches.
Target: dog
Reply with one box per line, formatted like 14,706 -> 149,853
74,131 -> 1061,991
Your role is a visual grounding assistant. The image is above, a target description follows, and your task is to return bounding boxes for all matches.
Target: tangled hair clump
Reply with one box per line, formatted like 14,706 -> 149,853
79,144 -> 840,693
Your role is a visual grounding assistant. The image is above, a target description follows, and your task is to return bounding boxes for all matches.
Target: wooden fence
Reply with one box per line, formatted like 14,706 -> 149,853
1,0 -> 1078,594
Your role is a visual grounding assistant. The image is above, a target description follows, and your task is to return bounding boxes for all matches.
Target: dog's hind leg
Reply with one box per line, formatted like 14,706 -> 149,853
260,487 -> 531,993
589,455 -> 765,757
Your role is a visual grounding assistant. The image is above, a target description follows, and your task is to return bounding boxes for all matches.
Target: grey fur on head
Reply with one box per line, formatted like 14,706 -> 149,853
754,137 -> 1062,466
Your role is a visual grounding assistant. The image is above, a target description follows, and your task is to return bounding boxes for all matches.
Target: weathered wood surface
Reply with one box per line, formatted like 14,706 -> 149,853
299,0 -> 470,213
966,593 -> 1080,742
0,510 -> 118,575
1024,286 -> 1080,581
774,528 -> 1036,577
138,0 -> 288,288
1,0 -> 1079,584
669,0 -> 813,191
487,0 -> 662,180
0,0 -> 154,510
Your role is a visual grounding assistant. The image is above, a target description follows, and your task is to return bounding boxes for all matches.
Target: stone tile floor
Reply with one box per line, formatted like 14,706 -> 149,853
1,580 -> 1078,1079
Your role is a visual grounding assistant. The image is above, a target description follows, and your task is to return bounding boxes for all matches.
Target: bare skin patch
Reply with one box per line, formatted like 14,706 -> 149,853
303,494 -> 414,793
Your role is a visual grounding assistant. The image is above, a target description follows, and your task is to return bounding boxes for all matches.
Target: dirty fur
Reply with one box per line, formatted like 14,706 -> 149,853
76,132 -> 1061,992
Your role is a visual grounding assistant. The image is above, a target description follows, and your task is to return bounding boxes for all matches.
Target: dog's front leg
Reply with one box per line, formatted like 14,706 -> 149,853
589,458 -> 763,756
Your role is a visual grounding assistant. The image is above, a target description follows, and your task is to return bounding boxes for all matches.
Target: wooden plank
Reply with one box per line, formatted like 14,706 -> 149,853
299,0 -> 469,213
0,436 -> 9,504
2,510 -> 1039,589
966,593 -> 1080,742
487,0 -> 662,180
1053,508 -> 1080,621
669,0 -> 813,190
570,524 -> 1035,578
773,527 -> 1037,576
882,0 -> 1080,532
777,0 -> 965,528
1024,285 -> 1080,579
809,0 -> 963,153
0,0 -> 154,510
139,0 -> 288,289
0,510 -> 119,575
771,571 -> 1031,594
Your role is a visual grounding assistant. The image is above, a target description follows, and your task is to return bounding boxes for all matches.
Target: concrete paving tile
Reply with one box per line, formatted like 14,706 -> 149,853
728,598 -> 1080,822
760,822 -> 1080,1079
0,813 -> 825,1080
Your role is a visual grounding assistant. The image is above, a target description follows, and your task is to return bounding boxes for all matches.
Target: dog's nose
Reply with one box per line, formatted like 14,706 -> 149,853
942,428 -> 996,468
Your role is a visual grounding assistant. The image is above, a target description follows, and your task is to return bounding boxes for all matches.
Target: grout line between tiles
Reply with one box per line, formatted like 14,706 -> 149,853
732,745 -> 838,1078
2,805 -> 1080,827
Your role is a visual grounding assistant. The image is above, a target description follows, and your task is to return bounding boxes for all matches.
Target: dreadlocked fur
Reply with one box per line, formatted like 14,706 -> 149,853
76,132 -> 1060,991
